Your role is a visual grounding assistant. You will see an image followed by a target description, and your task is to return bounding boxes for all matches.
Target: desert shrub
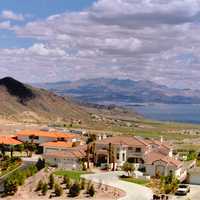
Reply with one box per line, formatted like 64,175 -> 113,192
69,182 -> 80,197
160,175 -> 179,194
36,180 -> 43,191
54,183 -> 63,196
4,178 -> 18,196
36,158 -> 45,171
48,173 -> 55,189
122,162 -> 135,176
87,184 -> 95,197
80,178 -> 86,190
64,176 -> 71,189
25,165 -> 38,177
41,182 -> 48,196
12,170 -> 26,185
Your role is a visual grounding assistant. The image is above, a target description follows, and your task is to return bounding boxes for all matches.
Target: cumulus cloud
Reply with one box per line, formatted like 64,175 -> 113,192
1,10 -> 24,21
1,0 -> 200,89
0,21 -> 11,29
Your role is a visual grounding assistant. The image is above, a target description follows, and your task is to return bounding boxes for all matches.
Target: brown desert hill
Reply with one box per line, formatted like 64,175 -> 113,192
0,77 -> 140,126
0,77 -> 91,123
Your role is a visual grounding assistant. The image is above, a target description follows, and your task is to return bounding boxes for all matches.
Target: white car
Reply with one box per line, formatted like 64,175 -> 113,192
175,184 -> 190,196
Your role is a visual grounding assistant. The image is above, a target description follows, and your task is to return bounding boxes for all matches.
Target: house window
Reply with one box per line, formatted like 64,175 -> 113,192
122,153 -> 125,161
136,148 -> 141,152
58,137 -> 65,141
128,147 -> 133,150
29,135 -> 39,140
117,153 -> 120,160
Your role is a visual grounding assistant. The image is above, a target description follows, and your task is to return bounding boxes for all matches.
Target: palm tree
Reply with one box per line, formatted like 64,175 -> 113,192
0,143 -> 6,158
108,143 -> 116,171
86,143 -> 90,169
10,145 -> 14,158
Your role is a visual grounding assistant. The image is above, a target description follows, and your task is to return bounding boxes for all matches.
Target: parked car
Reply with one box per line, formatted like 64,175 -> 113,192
175,184 -> 190,196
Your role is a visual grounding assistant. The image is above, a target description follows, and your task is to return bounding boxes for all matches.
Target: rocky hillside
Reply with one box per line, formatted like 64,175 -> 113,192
0,77 -> 92,123
0,77 -> 140,126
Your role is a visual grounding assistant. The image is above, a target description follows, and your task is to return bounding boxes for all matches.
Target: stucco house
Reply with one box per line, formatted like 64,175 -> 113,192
16,130 -> 81,144
94,136 -> 186,180
43,145 -> 86,169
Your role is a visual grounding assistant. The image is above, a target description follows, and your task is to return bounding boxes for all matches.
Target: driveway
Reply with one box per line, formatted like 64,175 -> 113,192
171,185 -> 200,200
82,171 -> 152,200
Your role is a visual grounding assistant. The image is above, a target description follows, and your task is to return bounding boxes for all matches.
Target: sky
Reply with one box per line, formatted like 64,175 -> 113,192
0,0 -> 200,89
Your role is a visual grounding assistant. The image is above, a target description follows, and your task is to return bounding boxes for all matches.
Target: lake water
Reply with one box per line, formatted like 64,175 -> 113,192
130,104 -> 200,124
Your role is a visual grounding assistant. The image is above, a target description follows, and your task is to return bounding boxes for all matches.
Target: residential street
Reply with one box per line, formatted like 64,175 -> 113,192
82,171 -> 153,200
171,185 -> 200,200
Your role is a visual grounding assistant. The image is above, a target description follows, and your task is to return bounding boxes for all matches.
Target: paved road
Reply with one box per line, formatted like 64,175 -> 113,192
82,171 -> 153,200
171,185 -> 200,200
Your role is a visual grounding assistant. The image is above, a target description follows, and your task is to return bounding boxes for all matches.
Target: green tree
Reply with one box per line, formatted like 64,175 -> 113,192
122,162 -> 135,176
69,182 -> 80,197
0,143 -> 6,158
17,144 -> 24,156
24,142 -> 36,157
109,143 -> 116,171
48,173 -> 55,189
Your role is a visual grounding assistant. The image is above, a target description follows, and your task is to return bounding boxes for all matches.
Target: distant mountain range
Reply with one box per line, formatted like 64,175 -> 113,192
35,78 -> 200,105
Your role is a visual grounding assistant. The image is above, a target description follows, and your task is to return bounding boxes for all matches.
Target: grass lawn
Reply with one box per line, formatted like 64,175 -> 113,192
120,177 -> 150,186
54,170 -> 88,181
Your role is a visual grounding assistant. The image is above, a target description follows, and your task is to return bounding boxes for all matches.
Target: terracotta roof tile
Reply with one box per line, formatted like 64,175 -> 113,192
40,141 -> 73,148
144,151 -> 182,168
44,149 -> 86,159
0,136 -> 22,145
96,136 -> 148,147
16,130 -> 79,139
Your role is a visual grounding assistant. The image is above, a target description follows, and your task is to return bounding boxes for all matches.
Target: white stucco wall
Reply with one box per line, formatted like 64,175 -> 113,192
45,156 -> 81,170
17,135 -> 55,144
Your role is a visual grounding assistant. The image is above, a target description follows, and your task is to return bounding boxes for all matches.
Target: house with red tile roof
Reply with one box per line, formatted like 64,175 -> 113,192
16,130 -> 81,144
40,141 -> 73,154
0,135 -> 22,145
94,136 -> 186,180
43,145 -> 86,169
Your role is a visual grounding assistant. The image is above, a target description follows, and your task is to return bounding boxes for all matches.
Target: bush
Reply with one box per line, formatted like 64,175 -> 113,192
25,165 -> 38,177
36,158 -> 45,171
69,182 -> 80,197
64,176 -> 71,189
41,183 -> 48,196
12,170 -> 26,185
160,175 -> 179,194
86,180 -> 92,192
54,183 -> 63,196
4,178 -> 18,196
80,178 -> 85,190
49,173 -> 55,189
36,180 -> 43,191
87,184 -> 95,197
122,162 -> 135,176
